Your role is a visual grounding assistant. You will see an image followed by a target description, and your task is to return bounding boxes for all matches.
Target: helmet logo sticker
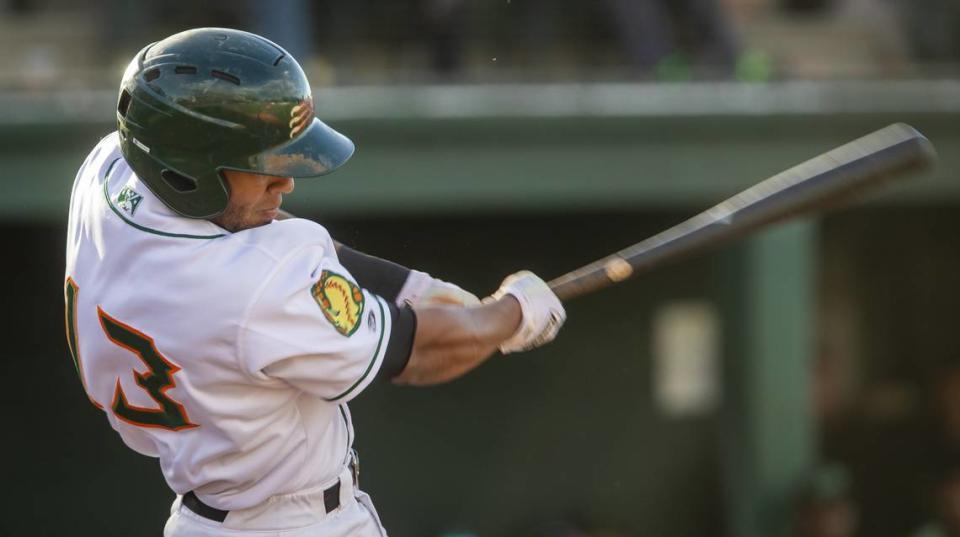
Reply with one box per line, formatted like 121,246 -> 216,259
289,97 -> 313,139
132,137 -> 151,154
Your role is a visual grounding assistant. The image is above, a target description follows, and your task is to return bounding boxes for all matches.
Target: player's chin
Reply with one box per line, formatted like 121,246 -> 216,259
260,207 -> 280,221
232,213 -> 274,231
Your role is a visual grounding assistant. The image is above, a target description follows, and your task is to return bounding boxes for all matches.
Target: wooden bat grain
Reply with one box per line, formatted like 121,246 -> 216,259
547,123 -> 937,302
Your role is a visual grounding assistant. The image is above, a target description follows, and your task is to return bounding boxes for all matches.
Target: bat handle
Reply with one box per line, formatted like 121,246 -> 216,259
548,255 -> 632,302
548,280 -> 581,302
549,276 -> 602,302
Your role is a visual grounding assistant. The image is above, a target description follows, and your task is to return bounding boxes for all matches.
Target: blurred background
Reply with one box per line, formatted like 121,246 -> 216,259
2,0 -> 959,536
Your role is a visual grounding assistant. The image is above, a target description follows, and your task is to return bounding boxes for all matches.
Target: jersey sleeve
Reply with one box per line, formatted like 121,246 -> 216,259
238,244 -> 415,402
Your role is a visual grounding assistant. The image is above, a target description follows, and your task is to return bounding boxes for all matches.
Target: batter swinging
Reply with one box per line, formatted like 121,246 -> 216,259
64,28 -> 565,537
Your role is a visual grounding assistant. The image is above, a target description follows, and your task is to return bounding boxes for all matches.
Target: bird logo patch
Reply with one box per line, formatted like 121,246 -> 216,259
289,97 -> 313,139
311,270 -> 364,336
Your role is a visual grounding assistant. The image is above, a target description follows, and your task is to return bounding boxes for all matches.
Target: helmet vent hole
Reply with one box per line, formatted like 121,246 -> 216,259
161,170 -> 198,193
144,68 -> 160,82
174,65 -> 198,75
211,70 -> 241,85
272,54 -> 285,66
117,89 -> 132,117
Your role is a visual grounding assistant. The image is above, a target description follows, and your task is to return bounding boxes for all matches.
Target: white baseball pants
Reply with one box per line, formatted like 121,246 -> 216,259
163,466 -> 387,537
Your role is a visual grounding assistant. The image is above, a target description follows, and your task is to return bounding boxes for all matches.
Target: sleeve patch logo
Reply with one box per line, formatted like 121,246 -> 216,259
311,270 -> 365,336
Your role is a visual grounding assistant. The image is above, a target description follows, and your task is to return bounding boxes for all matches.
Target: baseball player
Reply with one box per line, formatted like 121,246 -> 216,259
64,28 -> 566,536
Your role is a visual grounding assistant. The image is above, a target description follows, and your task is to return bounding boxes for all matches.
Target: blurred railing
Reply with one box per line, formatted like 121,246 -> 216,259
0,82 -> 957,222
3,80 -> 960,124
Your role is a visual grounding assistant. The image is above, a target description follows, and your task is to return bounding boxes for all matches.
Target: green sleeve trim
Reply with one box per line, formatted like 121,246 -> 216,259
324,295 -> 387,402
102,158 -> 226,240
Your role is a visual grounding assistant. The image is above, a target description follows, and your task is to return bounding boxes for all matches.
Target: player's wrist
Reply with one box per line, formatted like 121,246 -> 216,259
399,272 -> 480,308
436,295 -> 521,358
395,270 -> 434,306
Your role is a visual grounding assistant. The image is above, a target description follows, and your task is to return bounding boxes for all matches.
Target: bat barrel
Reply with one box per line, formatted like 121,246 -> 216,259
548,123 -> 937,302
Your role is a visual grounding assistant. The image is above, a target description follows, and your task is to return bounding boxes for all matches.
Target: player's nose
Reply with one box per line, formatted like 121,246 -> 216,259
268,177 -> 295,195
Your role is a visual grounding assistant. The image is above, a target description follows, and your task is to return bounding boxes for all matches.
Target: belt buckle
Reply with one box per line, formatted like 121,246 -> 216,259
349,449 -> 360,488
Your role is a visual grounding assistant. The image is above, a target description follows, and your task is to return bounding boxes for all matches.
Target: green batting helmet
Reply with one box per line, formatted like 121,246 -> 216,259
116,27 -> 354,219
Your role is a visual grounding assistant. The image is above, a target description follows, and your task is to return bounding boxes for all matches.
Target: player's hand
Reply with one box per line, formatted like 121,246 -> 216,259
490,270 -> 566,354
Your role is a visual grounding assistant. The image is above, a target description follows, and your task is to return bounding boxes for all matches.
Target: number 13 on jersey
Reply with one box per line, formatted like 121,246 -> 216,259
65,277 -> 198,431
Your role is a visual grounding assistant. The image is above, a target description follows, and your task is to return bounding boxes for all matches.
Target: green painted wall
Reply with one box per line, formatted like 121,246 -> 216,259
1,113 -> 958,221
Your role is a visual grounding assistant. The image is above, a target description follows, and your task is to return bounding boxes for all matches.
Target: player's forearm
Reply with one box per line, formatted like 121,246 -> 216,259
391,298 -> 522,386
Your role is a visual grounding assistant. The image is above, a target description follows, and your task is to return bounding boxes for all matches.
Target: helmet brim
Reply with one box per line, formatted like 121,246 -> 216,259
249,118 -> 355,178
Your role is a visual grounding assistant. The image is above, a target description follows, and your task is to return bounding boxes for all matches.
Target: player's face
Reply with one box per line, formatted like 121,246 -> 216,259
214,170 -> 295,232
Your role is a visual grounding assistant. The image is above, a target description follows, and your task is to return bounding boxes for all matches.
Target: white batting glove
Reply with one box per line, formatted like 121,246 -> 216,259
397,270 -> 481,307
491,270 -> 566,354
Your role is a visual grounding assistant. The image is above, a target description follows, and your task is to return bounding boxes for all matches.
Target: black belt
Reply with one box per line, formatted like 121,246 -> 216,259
184,451 -> 360,523
183,480 -> 342,523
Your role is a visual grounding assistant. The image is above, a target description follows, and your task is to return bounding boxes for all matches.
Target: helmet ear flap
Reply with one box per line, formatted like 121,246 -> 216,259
161,170 -> 199,193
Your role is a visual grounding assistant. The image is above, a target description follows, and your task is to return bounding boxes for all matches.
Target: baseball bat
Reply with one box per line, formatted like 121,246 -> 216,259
547,123 -> 937,302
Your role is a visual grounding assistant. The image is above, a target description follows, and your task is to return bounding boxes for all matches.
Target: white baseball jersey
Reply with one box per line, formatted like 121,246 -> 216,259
64,133 -> 412,510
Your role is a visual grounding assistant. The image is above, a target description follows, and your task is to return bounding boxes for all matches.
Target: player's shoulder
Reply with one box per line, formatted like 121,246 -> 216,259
230,219 -> 339,319
69,132 -> 122,218
74,132 -> 124,186
93,131 -> 121,152
83,132 -> 123,171
229,218 -> 335,265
